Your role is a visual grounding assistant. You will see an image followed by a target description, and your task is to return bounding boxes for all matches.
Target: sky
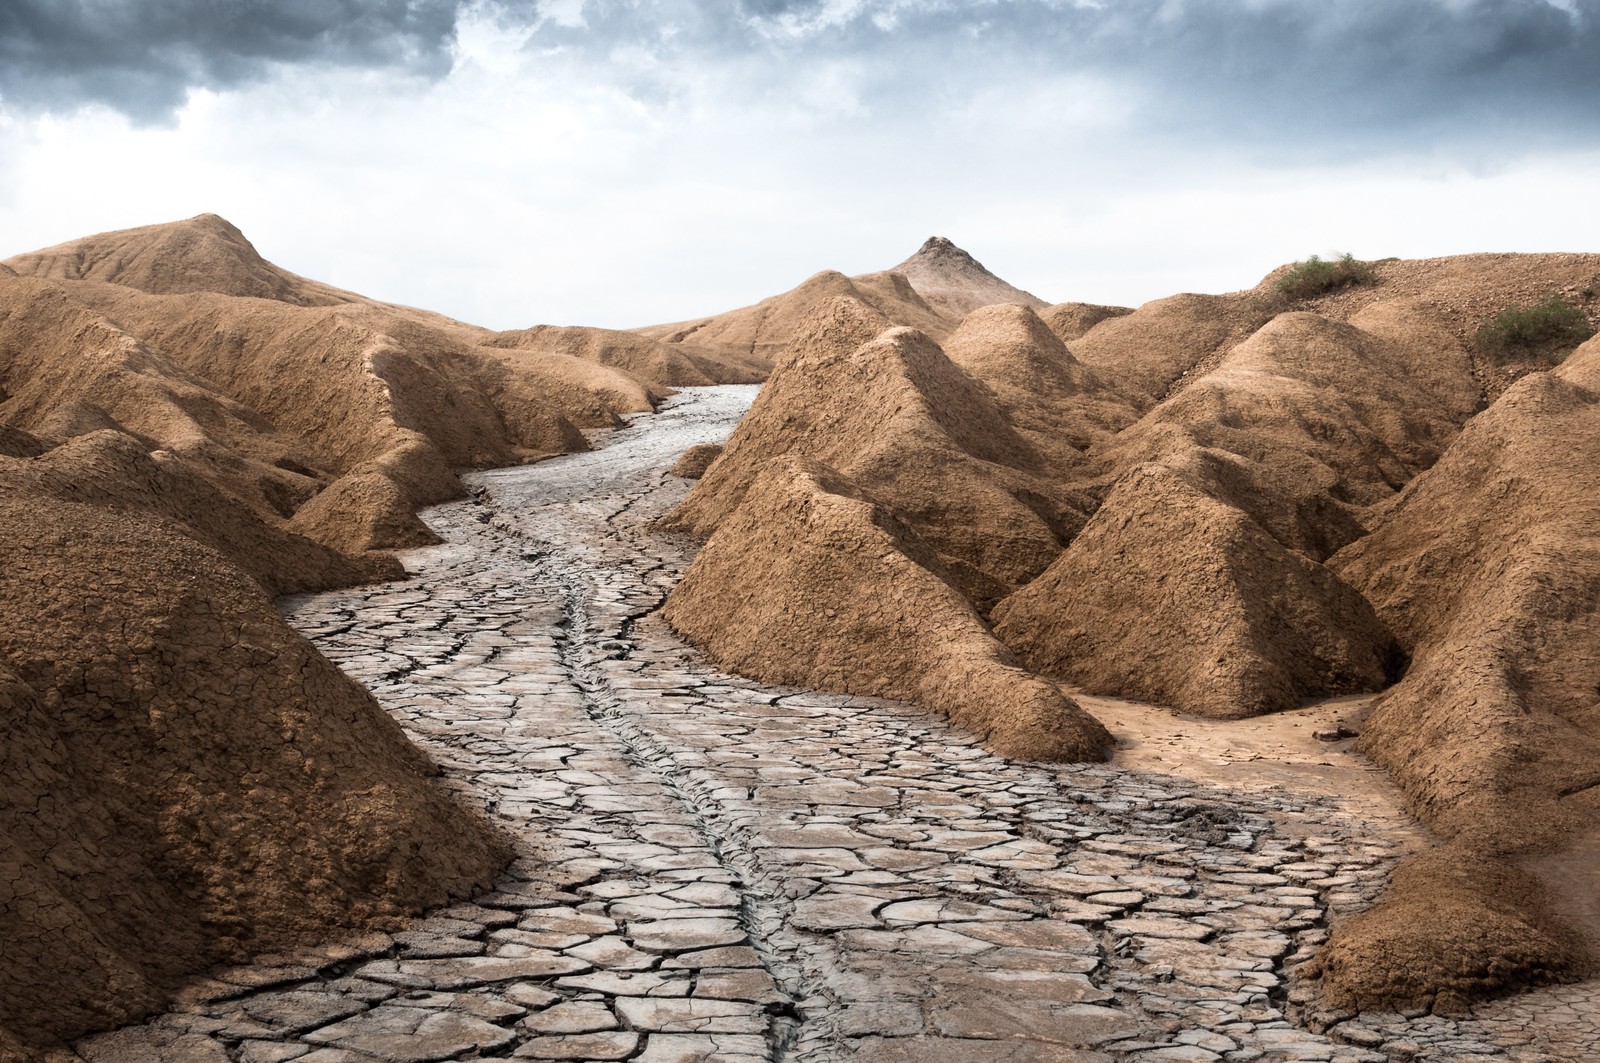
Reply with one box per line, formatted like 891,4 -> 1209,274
2,0 -> 1598,330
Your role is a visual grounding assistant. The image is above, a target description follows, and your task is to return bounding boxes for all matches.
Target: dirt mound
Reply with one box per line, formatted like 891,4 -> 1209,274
3,214 -> 354,307
636,237 -> 1048,366
940,303 -> 1143,459
872,235 -> 1047,319
992,462 -> 1397,718
288,470 -> 443,555
669,443 -> 722,479
0,487 -> 509,1057
4,216 -> 688,552
1089,310 -> 1477,564
1309,844 -> 1586,1013
638,267 -> 954,366
1331,343 -> 1600,844
0,424 -> 46,458
0,271 -> 332,520
1068,292 -> 1268,400
669,304 -> 1086,605
487,324 -> 764,389
1039,301 -> 1133,343
12,430 -> 396,595
1309,337 -> 1600,1009
664,455 -> 1111,761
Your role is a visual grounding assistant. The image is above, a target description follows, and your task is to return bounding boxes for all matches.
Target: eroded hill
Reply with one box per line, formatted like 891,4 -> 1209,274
0,214 -> 767,1058
662,249 -> 1600,1016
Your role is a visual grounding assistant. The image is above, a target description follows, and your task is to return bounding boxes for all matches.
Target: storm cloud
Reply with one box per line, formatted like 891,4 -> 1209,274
0,0 -> 468,118
5,0 -> 1598,148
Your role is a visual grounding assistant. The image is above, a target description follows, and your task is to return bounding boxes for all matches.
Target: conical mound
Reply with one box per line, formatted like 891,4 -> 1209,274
637,267 -> 953,365
992,462 -> 1397,718
875,235 -> 1047,318
663,455 -> 1111,762
1038,301 -> 1132,343
0,489 -> 508,1053
669,301 -> 1084,601
1329,338 -> 1600,844
940,302 -> 1142,458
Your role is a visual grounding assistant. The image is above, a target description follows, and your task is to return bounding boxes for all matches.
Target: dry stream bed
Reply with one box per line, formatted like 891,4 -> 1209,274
78,387 -> 1598,1063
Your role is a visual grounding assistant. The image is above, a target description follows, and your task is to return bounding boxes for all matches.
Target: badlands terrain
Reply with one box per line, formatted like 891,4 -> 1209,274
0,218 -> 1597,1062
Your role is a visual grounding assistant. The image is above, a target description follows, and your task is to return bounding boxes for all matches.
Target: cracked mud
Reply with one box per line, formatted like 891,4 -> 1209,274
77,386 -> 1599,1063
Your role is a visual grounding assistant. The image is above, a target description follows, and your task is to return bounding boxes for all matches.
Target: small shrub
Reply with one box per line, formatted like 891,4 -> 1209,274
1276,253 -> 1378,301
1475,295 -> 1595,365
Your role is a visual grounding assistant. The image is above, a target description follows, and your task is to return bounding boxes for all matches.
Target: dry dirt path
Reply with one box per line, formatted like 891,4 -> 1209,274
76,386 -> 1593,1063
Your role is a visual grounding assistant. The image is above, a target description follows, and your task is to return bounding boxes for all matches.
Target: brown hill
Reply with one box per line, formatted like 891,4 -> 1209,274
939,302 -> 1143,460
0,271 -> 332,521
668,300 -> 1088,606
1308,338 -> 1600,1009
1067,291 -> 1268,401
1,215 -> 696,555
1039,301 -> 1133,343
4,213 -> 356,306
663,455 -> 1111,762
636,237 -> 1048,367
869,235 -> 1047,319
0,215 -> 712,1055
660,250 -> 1600,1012
11,429 -> 396,595
992,462 -> 1397,718
486,324 -> 764,389
1086,310 -> 1477,562
637,267 -> 954,367
0,485 -> 509,1056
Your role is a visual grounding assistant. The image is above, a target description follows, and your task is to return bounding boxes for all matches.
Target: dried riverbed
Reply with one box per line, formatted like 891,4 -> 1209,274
76,386 -> 1595,1062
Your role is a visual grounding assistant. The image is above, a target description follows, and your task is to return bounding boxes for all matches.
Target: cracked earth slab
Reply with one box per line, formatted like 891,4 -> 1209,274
76,386 -> 1598,1062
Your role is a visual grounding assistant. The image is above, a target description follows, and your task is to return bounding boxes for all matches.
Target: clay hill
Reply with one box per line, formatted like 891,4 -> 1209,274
635,235 -> 1046,369
0,214 -> 767,1058
663,249 -> 1600,1014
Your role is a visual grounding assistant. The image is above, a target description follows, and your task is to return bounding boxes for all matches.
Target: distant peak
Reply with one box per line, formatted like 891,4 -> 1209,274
883,236 -> 1048,312
891,236 -> 997,282
186,213 -> 245,235
911,235 -> 976,262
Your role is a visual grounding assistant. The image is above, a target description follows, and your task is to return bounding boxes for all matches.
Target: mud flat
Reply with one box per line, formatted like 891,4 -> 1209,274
75,386 -> 1597,1062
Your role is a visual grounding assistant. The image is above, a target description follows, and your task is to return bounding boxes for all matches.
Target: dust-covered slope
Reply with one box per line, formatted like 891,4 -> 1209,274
636,236 -> 1047,367
2,216 -> 671,553
9,430 -> 396,596
869,235 -> 1047,319
1307,337 -> 1600,1010
668,299 -> 1088,605
992,462 -> 1398,719
1087,310 -> 1477,559
664,456 -> 1111,762
638,267 -> 955,367
486,324 -> 766,388
0,271 -> 332,521
940,302 -> 1143,460
3,213 -> 356,307
0,486 -> 509,1058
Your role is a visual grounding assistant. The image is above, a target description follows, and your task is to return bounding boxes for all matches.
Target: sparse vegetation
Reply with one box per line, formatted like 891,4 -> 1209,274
1275,253 -> 1378,301
1475,295 -> 1595,364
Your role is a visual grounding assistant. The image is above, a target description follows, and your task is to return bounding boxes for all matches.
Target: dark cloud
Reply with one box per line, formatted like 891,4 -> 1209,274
0,0 -> 468,119
515,0 -> 1600,151
5,0 -> 1598,153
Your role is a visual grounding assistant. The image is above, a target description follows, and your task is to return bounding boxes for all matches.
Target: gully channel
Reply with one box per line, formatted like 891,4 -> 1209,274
75,385 -> 1595,1063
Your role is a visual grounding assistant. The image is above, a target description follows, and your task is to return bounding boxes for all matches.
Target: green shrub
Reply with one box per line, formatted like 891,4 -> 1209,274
1275,253 -> 1377,301
1475,295 -> 1595,364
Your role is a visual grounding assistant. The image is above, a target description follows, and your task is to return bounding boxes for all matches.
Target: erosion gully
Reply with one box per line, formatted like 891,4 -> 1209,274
78,386 -> 1596,1063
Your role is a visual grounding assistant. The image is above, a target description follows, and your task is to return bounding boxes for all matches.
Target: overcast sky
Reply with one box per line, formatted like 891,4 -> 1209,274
2,0 -> 1598,329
